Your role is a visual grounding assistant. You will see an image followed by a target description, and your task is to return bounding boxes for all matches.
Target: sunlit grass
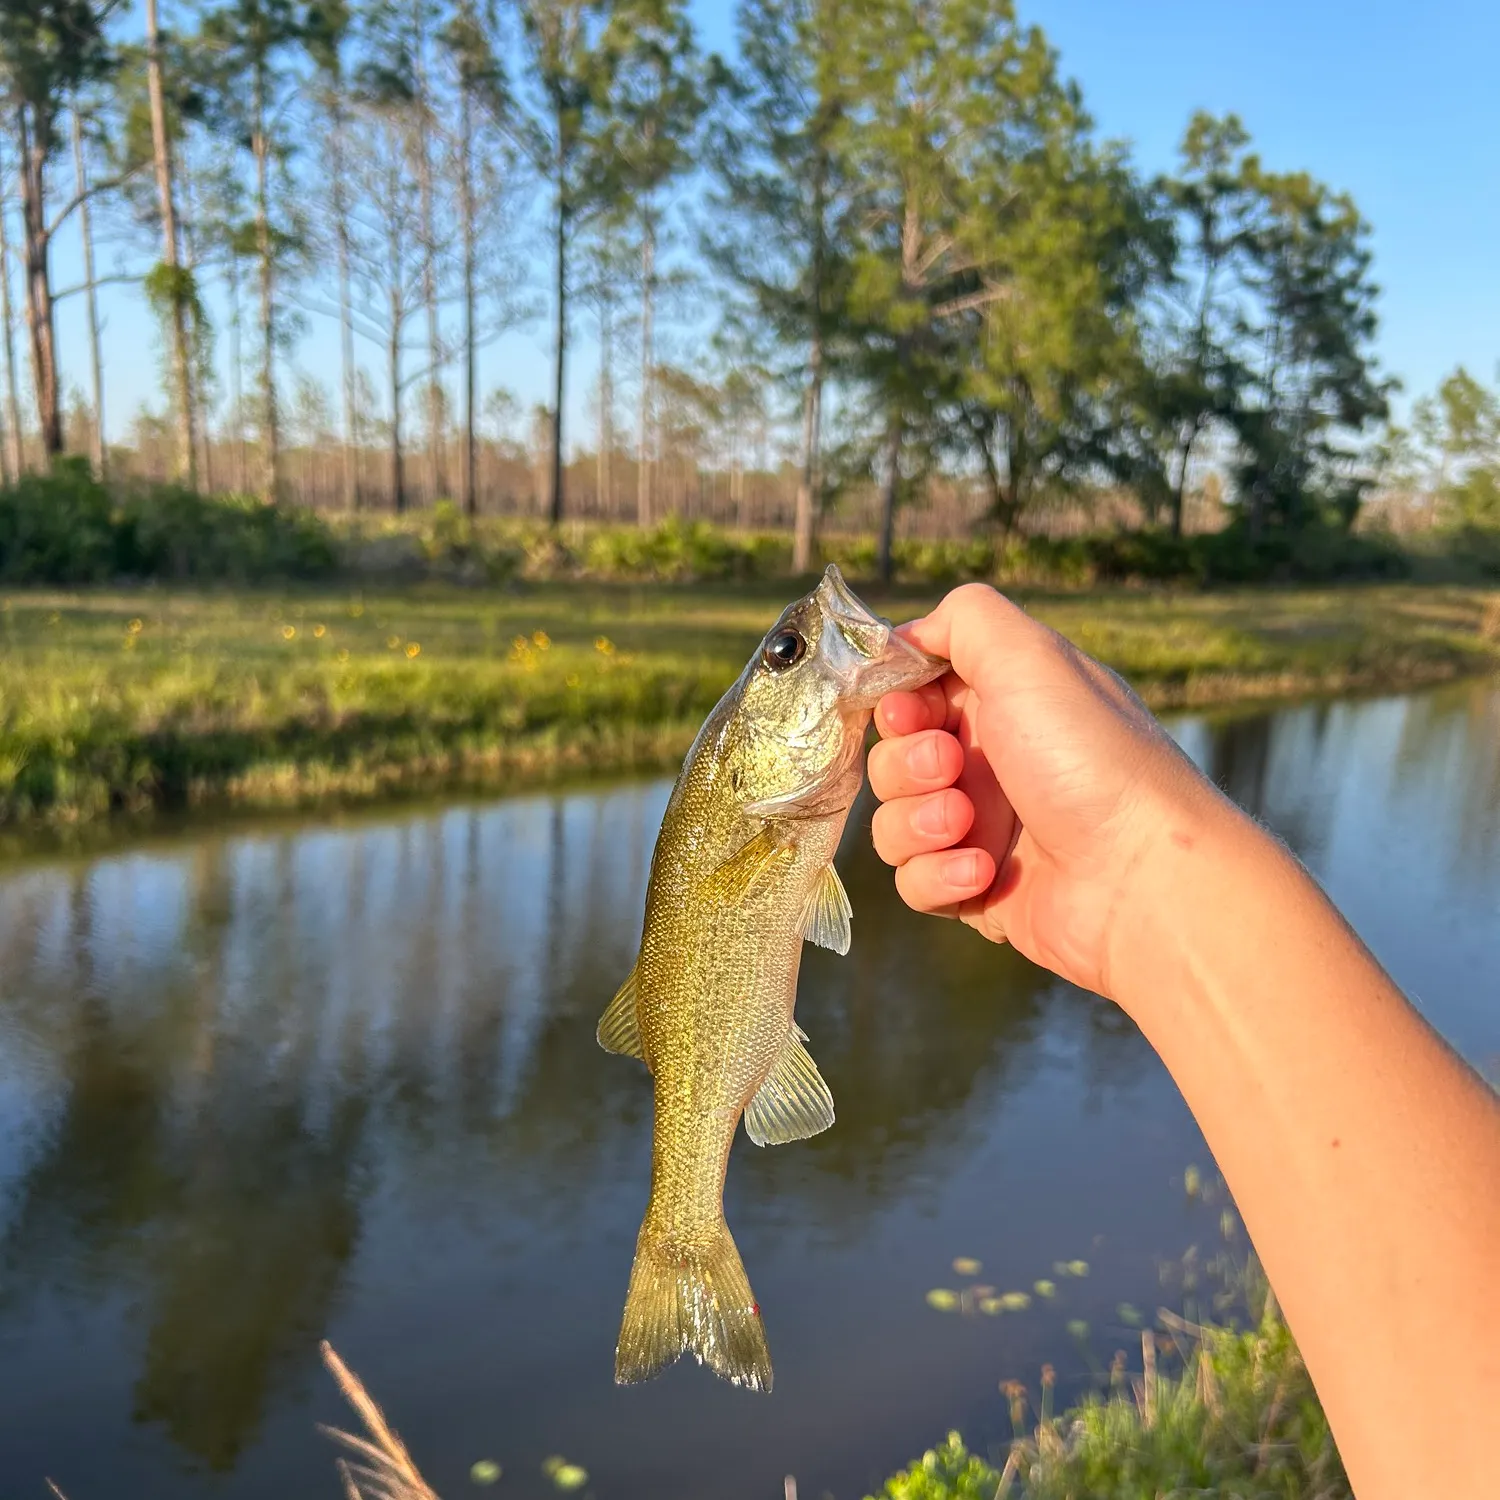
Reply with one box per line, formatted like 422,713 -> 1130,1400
1,581 -> 1496,826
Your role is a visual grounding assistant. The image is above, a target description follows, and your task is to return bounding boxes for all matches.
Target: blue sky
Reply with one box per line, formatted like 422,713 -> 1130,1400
49,0 -> 1500,443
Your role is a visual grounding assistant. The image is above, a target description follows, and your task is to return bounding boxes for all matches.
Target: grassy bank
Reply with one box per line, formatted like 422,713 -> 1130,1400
2,581 -> 1498,827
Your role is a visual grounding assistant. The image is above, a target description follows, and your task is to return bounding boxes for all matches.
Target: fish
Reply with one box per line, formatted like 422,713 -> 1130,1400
597,564 -> 947,1392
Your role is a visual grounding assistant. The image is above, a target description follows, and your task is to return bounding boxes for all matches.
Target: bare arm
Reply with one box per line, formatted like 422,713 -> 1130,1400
868,584 -> 1500,1500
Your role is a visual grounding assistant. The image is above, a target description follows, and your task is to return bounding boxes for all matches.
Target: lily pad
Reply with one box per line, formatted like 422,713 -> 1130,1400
978,1297 -> 1005,1315
925,1288 -> 959,1311
543,1458 -> 588,1491
951,1257 -> 982,1276
1033,1279 -> 1056,1299
1065,1259 -> 1089,1278
470,1460 -> 502,1485
1066,1319 -> 1090,1340
1184,1164 -> 1203,1197
1117,1303 -> 1143,1327
998,1291 -> 1031,1311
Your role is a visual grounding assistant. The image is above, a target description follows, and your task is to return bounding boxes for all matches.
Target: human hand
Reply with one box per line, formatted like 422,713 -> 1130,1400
867,584 -> 1239,1004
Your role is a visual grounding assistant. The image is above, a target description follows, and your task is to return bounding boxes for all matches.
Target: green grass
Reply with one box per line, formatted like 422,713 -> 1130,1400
2,580 -> 1498,828
870,1297 -> 1347,1499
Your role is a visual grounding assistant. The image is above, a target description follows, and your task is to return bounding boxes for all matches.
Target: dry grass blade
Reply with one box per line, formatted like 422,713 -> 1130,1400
319,1341 -> 441,1500
45,1482 -> 69,1500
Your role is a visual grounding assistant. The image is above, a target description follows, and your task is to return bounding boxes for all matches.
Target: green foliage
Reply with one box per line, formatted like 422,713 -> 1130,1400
0,460 -> 117,584
116,485 -> 337,581
0,467 -> 337,584
869,1306 -> 1347,1500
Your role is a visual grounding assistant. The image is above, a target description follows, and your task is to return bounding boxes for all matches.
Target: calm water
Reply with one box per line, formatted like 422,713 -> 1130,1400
1,682 -> 1497,1499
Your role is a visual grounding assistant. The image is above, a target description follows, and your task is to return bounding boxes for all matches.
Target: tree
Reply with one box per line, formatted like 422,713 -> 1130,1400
1155,112 -> 1253,535
826,0 -> 1119,578
0,0 -> 124,456
70,104 -> 107,474
145,0 -> 198,483
304,0 -> 360,509
438,0 -> 516,517
199,0 -> 306,501
510,0 -> 617,524
1230,164 -> 1389,534
710,0 -> 850,572
595,0 -> 706,526
1414,368 -> 1500,528
345,82 -> 425,511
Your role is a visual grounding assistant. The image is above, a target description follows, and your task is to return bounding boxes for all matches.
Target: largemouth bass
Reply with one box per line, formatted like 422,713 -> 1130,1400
597,565 -> 946,1392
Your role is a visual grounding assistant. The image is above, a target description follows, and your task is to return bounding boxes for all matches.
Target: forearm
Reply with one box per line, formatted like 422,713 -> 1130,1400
1115,796 -> 1500,1500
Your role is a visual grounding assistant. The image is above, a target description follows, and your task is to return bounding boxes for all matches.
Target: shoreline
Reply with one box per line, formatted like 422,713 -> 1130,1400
3,581 -> 1497,839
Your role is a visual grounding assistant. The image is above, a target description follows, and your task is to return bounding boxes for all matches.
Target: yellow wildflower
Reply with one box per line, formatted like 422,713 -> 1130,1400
313,624 -> 326,638
387,634 -> 401,649
127,618 -> 143,634
282,625 -> 297,640
594,635 -> 614,655
532,630 -> 551,649
405,642 -> 421,658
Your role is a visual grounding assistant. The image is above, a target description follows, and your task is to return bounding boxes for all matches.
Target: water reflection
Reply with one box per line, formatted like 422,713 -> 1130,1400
0,680 -> 1496,1497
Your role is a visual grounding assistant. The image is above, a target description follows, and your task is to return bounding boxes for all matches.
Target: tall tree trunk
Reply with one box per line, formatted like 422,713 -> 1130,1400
16,109 -> 62,458
227,252 -> 245,492
388,299 -> 405,514
179,164 -> 213,489
252,64 -> 278,502
70,111 -> 105,477
459,79 -> 477,518
330,103 -> 358,512
635,215 -> 655,528
0,185 -> 21,480
146,0 -> 197,486
877,418 -> 902,586
549,149 -> 566,526
793,336 -> 823,572
1170,416 -> 1203,538
416,33 -> 442,506
596,244 -> 613,514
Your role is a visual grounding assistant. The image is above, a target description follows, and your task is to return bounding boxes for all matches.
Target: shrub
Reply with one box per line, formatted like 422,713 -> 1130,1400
117,484 -> 337,581
0,460 -> 117,583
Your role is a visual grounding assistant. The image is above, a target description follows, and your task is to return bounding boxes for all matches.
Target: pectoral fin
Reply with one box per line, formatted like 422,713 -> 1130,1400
702,826 -> 795,904
799,863 -> 852,955
598,962 -> 644,1060
745,1024 -> 835,1146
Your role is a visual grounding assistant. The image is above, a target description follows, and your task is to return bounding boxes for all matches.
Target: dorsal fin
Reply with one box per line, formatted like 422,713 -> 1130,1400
744,1025 -> 835,1146
597,962 -> 644,1060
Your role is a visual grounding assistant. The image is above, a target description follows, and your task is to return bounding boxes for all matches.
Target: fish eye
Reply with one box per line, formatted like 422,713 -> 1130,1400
762,629 -> 806,671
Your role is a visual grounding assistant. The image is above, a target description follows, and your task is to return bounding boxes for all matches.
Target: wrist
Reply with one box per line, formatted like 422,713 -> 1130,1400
1102,775 -> 1283,1026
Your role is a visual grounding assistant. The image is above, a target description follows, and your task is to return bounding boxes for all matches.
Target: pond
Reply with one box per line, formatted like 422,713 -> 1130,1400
0,680 -> 1497,1500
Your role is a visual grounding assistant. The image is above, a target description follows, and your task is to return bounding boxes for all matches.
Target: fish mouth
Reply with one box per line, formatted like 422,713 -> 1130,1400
816,564 -> 948,705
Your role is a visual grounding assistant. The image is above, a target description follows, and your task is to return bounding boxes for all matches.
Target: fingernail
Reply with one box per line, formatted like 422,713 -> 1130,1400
909,734 -> 942,779
941,851 -> 982,887
915,796 -> 950,836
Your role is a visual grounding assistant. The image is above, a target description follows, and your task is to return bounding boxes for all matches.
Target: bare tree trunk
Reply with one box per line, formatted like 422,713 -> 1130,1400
459,78 -> 477,518
179,166 -> 215,489
227,251 -> 245,492
549,147 -> 566,526
329,104 -> 358,512
635,216 -> 655,528
597,248 -> 613,515
16,110 -> 62,458
0,182 -> 21,481
252,64 -> 278,502
415,33 -> 442,507
878,419 -> 901,586
793,336 -> 822,571
146,0 -> 197,486
70,111 -> 105,477
388,288 -> 405,514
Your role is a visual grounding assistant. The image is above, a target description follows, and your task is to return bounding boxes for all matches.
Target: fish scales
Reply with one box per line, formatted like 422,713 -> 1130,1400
598,565 -> 947,1392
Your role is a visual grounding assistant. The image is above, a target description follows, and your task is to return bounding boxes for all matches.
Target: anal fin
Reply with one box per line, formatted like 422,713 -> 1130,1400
598,962 -> 644,1060
745,1025 -> 835,1146
799,863 -> 852,955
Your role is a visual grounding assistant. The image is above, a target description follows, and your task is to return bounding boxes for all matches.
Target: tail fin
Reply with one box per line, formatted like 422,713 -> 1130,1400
614,1219 -> 773,1392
